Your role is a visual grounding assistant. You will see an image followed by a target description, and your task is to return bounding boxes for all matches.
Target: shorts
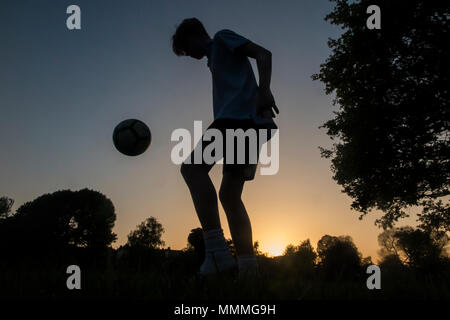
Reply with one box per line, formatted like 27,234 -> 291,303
184,118 -> 276,181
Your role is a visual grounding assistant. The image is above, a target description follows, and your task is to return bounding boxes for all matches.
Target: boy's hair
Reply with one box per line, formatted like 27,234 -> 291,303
172,18 -> 209,56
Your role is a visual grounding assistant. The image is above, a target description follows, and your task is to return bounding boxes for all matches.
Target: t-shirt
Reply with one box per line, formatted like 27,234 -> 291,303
205,29 -> 277,129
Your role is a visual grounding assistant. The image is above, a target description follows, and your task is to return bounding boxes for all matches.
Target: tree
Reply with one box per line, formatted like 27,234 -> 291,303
283,240 -> 317,261
187,227 -> 204,250
282,239 -> 317,276
187,227 -> 205,265
418,199 -> 450,234
378,227 -> 449,268
253,240 -> 267,256
283,244 -> 297,256
127,217 -> 165,249
377,228 -> 401,259
296,239 -> 317,263
0,196 -> 14,219
6,189 -> 117,251
313,0 -> 449,229
317,235 -> 362,279
379,253 -> 404,274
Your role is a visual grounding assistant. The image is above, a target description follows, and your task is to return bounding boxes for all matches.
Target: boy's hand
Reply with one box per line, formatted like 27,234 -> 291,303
257,88 -> 279,119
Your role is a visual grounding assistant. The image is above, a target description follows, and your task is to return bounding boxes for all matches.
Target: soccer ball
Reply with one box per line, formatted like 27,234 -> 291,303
113,119 -> 151,156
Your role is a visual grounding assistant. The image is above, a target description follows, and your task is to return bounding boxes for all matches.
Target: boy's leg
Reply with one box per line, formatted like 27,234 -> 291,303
180,127 -> 237,276
219,172 -> 258,275
180,161 -> 220,231
219,173 -> 252,255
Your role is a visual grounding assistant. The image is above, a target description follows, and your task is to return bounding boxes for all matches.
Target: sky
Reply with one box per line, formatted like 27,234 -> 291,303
0,0 -> 418,259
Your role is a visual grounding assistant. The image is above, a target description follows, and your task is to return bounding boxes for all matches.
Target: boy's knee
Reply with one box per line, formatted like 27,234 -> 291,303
180,162 -> 193,181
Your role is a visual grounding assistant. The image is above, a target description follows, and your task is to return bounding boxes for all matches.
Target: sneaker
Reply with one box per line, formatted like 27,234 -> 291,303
199,249 -> 237,276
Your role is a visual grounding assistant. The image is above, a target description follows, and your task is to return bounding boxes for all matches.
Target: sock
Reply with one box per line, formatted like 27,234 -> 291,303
203,228 -> 228,252
237,254 -> 258,275
199,229 -> 236,275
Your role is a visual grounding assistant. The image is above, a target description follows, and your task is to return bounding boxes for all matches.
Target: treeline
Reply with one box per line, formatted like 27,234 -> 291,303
0,190 -> 449,299
1,190 -> 449,270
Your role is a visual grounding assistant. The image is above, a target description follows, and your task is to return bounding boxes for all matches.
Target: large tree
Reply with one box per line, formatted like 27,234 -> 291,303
378,227 -> 449,267
317,235 -> 363,278
3,189 -> 117,250
314,0 -> 449,229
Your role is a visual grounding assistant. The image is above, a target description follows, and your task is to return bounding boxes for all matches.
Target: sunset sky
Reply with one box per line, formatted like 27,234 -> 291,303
0,0 -> 417,259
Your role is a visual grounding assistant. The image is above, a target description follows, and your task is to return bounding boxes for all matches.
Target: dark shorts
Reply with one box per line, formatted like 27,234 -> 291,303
184,118 -> 277,181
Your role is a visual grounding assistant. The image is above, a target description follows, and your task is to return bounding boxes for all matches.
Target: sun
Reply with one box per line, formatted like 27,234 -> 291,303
265,242 -> 285,257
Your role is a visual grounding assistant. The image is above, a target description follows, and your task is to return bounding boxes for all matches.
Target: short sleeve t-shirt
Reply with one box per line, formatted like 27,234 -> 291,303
205,29 -> 277,129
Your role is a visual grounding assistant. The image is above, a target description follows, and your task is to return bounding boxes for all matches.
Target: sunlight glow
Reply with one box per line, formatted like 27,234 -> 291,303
265,243 -> 285,257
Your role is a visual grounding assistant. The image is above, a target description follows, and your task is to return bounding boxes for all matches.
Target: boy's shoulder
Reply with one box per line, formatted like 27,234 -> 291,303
213,29 -> 238,40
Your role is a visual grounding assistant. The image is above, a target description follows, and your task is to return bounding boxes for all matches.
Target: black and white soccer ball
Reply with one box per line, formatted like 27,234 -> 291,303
113,119 -> 151,156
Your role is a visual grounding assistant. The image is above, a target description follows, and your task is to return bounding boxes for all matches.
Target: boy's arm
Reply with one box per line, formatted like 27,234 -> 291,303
236,42 -> 279,118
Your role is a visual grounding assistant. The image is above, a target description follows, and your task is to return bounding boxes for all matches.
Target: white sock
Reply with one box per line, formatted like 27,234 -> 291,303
237,254 -> 258,275
199,229 -> 236,275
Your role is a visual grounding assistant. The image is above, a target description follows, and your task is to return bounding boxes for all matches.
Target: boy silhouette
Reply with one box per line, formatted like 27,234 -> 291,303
172,18 -> 279,277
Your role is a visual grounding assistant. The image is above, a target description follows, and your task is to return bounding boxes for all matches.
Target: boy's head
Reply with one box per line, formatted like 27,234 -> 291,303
172,18 -> 210,59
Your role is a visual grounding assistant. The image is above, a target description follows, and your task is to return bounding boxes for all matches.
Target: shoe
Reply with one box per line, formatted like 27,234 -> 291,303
199,249 -> 237,276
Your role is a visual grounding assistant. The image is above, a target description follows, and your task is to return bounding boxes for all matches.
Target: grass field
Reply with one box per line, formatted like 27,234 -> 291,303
1,250 -> 449,300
